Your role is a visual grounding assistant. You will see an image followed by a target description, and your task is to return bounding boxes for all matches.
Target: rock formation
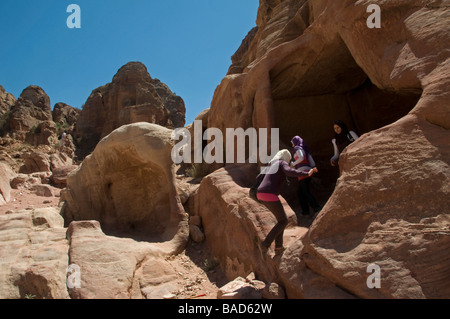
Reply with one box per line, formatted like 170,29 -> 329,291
19,151 -> 73,175
191,0 -> 450,299
0,85 -> 16,116
0,85 -> 56,146
0,208 -> 70,299
66,220 -> 181,299
0,209 -> 211,299
190,164 -> 309,283
74,62 -> 186,158
52,102 -> 81,130
209,0 -> 424,185
0,83 -> 80,157
0,162 -> 15,205
62,122 -> 189,255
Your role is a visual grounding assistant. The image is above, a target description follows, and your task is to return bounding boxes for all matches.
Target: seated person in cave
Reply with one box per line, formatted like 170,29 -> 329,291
330,120 -> 359,167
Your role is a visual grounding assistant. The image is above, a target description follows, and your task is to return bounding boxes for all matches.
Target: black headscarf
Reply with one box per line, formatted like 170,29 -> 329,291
334,120 -> 352,153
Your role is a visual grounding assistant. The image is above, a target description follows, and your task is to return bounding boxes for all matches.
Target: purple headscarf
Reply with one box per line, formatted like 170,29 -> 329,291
291,136 -> 310,156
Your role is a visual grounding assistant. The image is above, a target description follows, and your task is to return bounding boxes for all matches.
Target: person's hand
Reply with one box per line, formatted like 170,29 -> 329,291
330,159 -> 336,167
308,167 -> 318,176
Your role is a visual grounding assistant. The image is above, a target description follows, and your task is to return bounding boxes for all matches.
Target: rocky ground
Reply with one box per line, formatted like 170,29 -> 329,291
167,242 -> 228,299
0,137 -> 233,300
0,184 -> 228,299
0,188 -> 61,216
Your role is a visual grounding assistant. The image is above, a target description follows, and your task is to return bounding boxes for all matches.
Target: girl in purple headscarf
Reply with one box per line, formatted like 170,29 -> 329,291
291,136 -> 321,218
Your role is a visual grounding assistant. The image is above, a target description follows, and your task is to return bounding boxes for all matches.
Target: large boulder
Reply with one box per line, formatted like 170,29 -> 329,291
74,62 -> 186,158
50,165 -> 79,188
66,220 -> 180,299
301,114 -> 450,299
61,122 -> 189,255
0,208 -> 188,299
19,151 -> 73,175
191,164 -> 309,284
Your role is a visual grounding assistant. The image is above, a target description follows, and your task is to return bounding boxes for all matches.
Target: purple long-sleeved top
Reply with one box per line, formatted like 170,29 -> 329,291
257,160 -> 309,195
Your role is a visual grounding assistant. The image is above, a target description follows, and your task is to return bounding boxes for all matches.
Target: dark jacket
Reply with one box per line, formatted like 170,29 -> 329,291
257,160 -> 309,195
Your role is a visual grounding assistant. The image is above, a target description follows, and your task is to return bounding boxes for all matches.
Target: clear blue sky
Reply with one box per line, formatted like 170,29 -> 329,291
0,0 -> 259,125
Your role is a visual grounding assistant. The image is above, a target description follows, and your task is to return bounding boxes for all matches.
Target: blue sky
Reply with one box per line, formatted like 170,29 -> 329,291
0,0 -> 259,125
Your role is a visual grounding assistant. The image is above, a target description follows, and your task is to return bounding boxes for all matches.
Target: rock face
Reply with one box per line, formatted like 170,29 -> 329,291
217,274 -> 265,299
0,208 -> 70,299
0,85 -> 57,146
52,103 -> 81,133
62,122 -> 189,255
0,84 -> 79,154
50,165 -> 78,188
74,62 -> 186,158
0,162 -> 15,205
302,115 -> 450,299
0,85 -> 16,116
191,164 -> 309,283
66,220 -> 180,299
18,151 -> 73,175
0,210 -> 201,299
190,0 -> 450,299
208,0 -> 426,182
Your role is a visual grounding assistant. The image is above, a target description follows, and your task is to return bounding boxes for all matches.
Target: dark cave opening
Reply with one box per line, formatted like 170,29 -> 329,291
274,77 -> 422,216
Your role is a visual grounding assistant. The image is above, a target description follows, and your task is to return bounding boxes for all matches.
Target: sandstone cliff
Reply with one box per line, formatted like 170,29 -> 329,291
0,86 -> 54,145
52,102 -> 81,130
193,0 -> 450,298
0,85 -> 81,152
0,85 -> 16,116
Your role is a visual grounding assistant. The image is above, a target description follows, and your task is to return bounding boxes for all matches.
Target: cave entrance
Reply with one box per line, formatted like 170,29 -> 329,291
274,77 -> 422,217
